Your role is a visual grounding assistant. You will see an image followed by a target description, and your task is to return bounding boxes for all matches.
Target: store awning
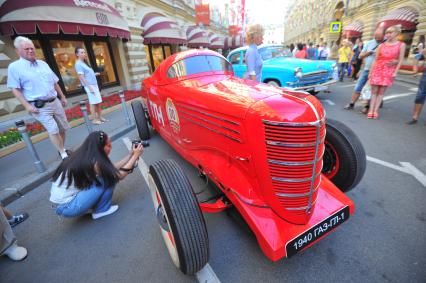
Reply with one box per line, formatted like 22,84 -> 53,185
378,7 -> 419,30
208,32 -> 224,49
230,35 -> 243,49
0,0 -> 130,39
342,21 -> 363,37
141,12 -> 186,45
186,26 -> 210,48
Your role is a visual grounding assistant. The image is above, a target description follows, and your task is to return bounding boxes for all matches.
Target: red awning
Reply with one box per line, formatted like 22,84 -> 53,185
378,7 -> 419,30
186,26 -> 210,48
342,21 -> 363,38
141,12 -> 186,45
0,0 -> 130,39
208,32 -> 224,49
231,35 -> 243,49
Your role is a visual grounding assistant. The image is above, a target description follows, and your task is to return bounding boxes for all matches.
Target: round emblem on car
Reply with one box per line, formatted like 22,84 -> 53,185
166,98 -> 180,133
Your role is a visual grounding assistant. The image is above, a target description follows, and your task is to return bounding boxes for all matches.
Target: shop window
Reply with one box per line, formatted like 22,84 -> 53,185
92,41 -> 117,85
50,40 -> 84,92
152,45 -> 165,70
145,44 -> 176,73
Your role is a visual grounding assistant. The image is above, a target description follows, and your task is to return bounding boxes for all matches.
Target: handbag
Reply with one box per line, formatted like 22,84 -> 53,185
360,82 -> 372,100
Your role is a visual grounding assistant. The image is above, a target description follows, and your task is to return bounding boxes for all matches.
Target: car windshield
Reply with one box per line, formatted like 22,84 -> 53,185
167,55 -> 233,78
259,46 -> 292,60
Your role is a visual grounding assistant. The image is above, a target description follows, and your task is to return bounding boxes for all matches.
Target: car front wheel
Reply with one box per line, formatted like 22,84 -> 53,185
322,119 -> 366,192
148,159 -> 209,275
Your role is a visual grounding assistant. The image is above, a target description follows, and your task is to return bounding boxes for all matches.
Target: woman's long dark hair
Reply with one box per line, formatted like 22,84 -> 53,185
52,131 -> 120,190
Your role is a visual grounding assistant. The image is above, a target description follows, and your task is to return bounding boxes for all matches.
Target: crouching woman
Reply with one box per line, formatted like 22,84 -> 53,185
50,131 -> 143,219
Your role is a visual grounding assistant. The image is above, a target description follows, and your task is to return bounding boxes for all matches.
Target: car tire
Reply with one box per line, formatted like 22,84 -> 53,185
266,80 -> 281,87
148,159 -> 209,275
322,119 -> 366,192
131,100 -> 150,140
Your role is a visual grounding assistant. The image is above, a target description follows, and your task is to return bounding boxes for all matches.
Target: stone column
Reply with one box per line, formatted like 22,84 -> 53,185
123,26 -> 150,90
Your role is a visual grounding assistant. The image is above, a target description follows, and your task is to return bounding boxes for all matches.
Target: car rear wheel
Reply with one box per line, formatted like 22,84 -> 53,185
131,100 -> 150,140
322,119 -> 366,192
148,159 -> 209,275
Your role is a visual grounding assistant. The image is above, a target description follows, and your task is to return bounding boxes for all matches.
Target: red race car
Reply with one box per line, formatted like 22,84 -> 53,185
131,49 -> 366,275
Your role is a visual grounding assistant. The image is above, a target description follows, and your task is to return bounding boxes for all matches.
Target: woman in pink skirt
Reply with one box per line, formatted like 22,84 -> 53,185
368,25 -> 406,119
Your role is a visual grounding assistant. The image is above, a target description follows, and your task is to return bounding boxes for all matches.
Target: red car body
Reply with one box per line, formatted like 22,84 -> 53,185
140,49 -> 355,261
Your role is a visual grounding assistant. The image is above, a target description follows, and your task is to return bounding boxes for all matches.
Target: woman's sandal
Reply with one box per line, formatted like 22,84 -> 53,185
367,113 -> 374,119
373,113 -> 379,119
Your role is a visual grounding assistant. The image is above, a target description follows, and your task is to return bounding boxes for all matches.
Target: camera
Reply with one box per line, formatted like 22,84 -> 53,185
132,139 -> 150,147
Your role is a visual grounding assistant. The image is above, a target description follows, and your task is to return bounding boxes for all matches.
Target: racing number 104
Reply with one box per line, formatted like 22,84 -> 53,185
293,211 -> 346,251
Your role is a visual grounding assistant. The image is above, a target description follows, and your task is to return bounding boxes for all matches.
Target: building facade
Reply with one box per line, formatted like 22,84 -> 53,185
0,0 -> 228,119
284,0 -> 425,59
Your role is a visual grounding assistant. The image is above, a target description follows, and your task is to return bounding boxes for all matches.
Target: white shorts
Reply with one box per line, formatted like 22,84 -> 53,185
84,85 -> 102,105
31,98 -> 70,135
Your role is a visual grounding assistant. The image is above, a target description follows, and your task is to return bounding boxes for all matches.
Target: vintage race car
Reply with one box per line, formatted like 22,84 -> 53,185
227,45 -> 338,95
132,49 -> 366,275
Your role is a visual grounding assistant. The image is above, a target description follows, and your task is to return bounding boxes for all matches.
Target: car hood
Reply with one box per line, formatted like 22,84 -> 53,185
175,74 -> 319,120
264,57 -> 335,73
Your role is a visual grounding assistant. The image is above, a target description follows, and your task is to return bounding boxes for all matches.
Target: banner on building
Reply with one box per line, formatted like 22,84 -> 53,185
195,3 -> 210,26
229,25 -> 241,36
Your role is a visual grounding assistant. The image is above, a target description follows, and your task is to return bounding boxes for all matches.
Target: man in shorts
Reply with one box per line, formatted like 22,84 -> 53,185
344,27 -> 385,111
7,36 -> 70,159
407,48 -> 426,125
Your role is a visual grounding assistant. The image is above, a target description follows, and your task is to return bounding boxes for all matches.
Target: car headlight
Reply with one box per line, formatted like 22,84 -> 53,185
294,67 -> 303,78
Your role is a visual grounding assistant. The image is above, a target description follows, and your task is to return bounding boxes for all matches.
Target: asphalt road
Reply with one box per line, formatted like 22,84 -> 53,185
1,80 -> 425,283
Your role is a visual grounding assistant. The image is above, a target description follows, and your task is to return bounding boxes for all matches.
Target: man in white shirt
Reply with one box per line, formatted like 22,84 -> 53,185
7,36 -> 70,159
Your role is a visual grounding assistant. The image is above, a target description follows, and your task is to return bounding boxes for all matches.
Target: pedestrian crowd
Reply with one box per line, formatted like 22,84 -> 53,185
1,36 -> 145,262
286,24 -> 424,124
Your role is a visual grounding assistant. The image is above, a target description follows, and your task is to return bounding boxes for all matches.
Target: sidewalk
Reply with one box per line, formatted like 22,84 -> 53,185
0,101 -> 137,206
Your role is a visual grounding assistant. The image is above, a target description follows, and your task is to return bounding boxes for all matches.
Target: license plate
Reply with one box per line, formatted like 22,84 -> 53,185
286,206 -> 350,258
314,85 -> 327,92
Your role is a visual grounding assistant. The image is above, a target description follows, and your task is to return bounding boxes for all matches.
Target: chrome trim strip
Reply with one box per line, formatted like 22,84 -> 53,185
275,183 -> 320,198
272,172 -> 321,183
181,116 -> 242,143
291,79 -> 337,90
284,197 -> 318,211
177,104 -> 240,125
268,158 -> 322,166
180,110 -> 241,135
266,140 -> 318,147
302,70 -> 328,76
263,117 -> 325,127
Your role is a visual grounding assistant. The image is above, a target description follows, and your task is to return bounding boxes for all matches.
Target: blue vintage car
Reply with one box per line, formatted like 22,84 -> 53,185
227,45 -> 338,95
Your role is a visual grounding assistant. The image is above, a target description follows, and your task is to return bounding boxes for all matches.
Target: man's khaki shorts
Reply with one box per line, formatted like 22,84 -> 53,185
31,98 -> 70,135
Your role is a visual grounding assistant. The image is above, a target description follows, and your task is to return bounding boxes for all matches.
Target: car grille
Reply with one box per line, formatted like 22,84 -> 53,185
263,119 -> 325,216
298,71 -> 329,86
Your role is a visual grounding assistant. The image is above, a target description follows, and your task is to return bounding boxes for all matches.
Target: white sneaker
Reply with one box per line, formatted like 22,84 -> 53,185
92,205 -> 119,220
3,243 -> 27,261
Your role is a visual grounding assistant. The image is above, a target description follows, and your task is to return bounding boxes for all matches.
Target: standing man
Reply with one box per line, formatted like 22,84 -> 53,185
344,27 -> 385,111
306,43 -> 317,60
407,47 -> 426,125
318,43 -> 330,60
7,36 -> 70,159
337,41 -> 353,82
